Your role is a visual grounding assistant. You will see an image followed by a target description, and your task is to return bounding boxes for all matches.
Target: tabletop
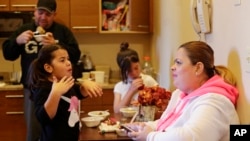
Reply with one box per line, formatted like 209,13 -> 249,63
79,112 -> 133,141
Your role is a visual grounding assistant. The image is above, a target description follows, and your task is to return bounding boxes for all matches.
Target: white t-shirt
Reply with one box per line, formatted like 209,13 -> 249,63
113,73 -> 158,102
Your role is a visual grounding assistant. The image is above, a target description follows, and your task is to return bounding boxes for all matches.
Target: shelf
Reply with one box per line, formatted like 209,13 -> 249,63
99,31 -> 150,34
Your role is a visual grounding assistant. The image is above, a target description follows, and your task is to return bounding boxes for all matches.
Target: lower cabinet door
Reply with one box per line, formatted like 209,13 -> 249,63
0,90 -> 26,141
0,114 -> 26,141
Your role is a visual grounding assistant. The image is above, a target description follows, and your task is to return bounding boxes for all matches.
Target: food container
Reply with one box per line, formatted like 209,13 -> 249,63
116,129 -> 128,136
120,107 -> 138,118
81,116 -> 103,127
90,71 -> 105,84
95,65 -> 110,83
9,71 -> 22,84
34,34 -> 47,42
88,111 -> 110,120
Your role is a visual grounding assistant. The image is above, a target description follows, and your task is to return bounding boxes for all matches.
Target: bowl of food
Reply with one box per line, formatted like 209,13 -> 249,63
88,111 -> 110,120
81,116 -> 103,127
119,107 -> 138,118
34,34 -> 47,42
116,128 -> 128,136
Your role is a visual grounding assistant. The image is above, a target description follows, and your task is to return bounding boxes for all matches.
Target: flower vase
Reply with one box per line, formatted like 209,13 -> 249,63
137,105 -> 156,122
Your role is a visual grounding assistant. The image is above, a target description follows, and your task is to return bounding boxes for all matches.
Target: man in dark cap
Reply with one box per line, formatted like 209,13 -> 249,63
2,0 -> 81,141
37,0 -> 57,13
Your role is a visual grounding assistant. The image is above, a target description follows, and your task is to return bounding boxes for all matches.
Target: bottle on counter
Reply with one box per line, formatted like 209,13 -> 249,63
142,56 -> 154,76
82,53 -> 95,72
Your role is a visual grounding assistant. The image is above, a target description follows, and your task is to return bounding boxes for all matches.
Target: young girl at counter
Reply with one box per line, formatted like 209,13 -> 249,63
27,44 -> 103,141
113,42 -> 158,113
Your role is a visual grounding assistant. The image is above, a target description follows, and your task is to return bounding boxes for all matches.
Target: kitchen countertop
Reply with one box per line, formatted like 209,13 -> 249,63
0,83 -> 23,91
0,82 -> 115,91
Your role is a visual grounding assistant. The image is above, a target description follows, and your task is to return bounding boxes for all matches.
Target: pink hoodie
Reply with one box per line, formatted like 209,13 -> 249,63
156,75 -> 239,131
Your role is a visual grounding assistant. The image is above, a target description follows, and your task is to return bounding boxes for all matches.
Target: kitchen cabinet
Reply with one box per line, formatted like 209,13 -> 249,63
0,0 -> 36,12
100,0 -> 153,33
70,0 -> 100,33
0,0 -> 69,27
70,0 -> 153,33
0,84 -> 114,140
0,0 -> 9,11
54,0 -> 70,27
1,0 -> 153,33
10,0 -> 36,11
128,0 -> 153,32
0,89 -> 26,141
80,89 -> 114,114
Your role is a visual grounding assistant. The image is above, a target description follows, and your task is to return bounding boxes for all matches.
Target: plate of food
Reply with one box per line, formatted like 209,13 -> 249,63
99,118 -> 120,133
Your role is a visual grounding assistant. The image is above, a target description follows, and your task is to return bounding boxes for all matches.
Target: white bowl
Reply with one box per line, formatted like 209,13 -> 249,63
81,116 -> 103,127
34,34 -> 47,42
116,129 -> 128,136
120,107 -> 138,118
88,111 -> 110,120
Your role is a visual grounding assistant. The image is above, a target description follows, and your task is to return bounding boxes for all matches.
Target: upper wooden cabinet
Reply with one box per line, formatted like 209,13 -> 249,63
70,0 -> 152,33
10,0 -> 36,11
54,0 -> 70,27
100,0 -> 153,33
0,0 -> 36,12
0,0 -> 10,11
0,0 -> 153,33
129,0 -> 153,33
70,0 -> 100,33
0,0 -> 70,27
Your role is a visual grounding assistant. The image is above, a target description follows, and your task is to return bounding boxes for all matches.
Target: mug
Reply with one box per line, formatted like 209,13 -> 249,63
90,71 -> 105,83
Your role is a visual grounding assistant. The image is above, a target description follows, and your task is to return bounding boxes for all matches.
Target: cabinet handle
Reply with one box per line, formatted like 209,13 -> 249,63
11,4 -> 36,8
5,95 -> 24,98
0,5 -> 7,7
137,25 -> 149,28
6,111 -> 24,115
72,26 -> 97,29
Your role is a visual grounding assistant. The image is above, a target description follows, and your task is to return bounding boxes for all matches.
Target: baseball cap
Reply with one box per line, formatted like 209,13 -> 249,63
37,0 -> 57,13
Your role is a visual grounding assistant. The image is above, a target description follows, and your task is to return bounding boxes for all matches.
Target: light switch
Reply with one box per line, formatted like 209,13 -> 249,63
234,0 -> 241,6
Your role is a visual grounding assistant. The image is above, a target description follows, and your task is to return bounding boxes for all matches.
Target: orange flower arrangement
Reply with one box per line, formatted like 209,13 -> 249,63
138,86 -> 171,109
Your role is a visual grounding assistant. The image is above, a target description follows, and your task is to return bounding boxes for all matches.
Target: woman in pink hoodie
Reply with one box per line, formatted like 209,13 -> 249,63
126,41 -> 239,141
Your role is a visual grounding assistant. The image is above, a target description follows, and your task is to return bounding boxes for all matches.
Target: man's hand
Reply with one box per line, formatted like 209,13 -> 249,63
41,32 -> 57,45
16,30 -> 33,45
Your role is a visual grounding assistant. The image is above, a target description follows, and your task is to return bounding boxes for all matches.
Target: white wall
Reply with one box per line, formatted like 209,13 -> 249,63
74,33 -> 151,70
153,0 -> 250,124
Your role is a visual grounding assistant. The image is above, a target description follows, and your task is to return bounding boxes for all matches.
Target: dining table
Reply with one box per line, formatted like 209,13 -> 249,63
79,112 -> 133,141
